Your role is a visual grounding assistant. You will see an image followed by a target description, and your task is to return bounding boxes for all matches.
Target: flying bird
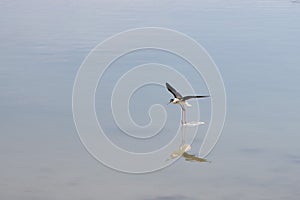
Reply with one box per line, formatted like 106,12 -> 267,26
166,82 -> 209,125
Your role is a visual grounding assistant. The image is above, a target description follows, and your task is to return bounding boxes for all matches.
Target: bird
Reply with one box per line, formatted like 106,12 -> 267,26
166,82 -> 209,125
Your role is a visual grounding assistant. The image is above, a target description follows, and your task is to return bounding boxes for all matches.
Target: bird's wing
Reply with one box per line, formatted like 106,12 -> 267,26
166,82 -> 182,98
182,95 -> 210,101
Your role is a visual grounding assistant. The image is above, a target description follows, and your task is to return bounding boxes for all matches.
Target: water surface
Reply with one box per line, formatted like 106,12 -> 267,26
1,0 -> 300,199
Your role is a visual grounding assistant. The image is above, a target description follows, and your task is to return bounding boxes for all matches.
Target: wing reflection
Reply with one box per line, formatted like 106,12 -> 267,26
168,125 -> 209,163
182,152 -> 209,163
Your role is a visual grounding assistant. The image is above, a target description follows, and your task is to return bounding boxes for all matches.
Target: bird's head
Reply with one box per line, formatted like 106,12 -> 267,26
168,98 -> 174,105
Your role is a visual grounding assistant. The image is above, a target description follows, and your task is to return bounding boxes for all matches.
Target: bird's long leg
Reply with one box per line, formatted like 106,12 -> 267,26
183,109 -> 186,125
181,125 -> 187,145
180,105 -> 186,125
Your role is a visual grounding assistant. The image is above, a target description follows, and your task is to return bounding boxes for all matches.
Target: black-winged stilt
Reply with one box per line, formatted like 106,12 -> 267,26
166,82 -> 209,125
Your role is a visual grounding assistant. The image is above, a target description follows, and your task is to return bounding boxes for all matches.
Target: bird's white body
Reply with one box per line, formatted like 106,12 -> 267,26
172,98 -> 192,107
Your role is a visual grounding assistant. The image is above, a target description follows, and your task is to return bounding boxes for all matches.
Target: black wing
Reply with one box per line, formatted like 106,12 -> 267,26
182,95 -> 210,101
166,82 -> 182,98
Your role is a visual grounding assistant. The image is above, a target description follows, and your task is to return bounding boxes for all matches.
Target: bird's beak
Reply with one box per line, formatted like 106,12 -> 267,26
167,102 -> 170,105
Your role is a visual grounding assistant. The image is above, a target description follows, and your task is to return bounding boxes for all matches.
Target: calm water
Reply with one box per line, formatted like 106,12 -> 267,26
1,0 -> 300,199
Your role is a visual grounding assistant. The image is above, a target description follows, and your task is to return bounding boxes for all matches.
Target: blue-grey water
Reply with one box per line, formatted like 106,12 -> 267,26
1,0 -> 300,199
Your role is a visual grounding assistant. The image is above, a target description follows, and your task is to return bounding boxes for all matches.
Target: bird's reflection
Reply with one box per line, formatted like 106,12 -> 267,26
168,125 -> 209,163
